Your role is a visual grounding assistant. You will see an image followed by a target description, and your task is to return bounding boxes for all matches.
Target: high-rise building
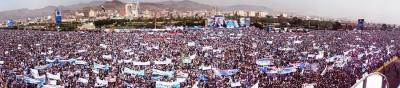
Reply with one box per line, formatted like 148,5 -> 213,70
125,2 -> 139,18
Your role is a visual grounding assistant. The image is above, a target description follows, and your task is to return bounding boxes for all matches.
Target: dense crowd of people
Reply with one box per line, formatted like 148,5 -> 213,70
0,28 -> 399,88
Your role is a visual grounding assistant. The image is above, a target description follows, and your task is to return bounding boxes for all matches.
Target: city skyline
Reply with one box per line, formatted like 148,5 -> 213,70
0,0 -> 399,24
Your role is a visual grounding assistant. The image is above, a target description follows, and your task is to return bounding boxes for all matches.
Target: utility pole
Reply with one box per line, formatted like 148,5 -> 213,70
154,10 -> 157,29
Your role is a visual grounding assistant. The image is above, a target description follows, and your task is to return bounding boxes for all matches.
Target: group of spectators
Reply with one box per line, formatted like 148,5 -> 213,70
0,28 -> 399,88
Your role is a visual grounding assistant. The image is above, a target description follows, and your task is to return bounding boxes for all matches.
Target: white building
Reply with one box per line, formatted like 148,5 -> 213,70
89,9 -> 97,18
257,11 -> 268,17
142,10 -> 153,18
247,11 -> 256,17
235,10 -> 246,16
0,23 -> 5,28
125,3 -> 139,18
280,13 -> 288,18
75,12 -> 85,17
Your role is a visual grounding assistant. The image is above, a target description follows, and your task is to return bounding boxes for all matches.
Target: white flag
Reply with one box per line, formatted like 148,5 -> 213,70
251,81 -> 259,88
320,66 -> 327,76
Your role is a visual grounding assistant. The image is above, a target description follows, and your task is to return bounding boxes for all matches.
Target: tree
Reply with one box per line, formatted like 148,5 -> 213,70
381,24 -> 388,30
332,22 -> 342,30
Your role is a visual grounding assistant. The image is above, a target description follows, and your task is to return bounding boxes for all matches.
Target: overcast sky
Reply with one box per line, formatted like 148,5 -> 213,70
0,0 -> 399,24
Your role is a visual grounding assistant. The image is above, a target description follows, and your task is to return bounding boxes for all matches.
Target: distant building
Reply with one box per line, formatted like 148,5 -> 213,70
89,9 -> 97,18
256,11 -> 268,17
142,10 -> 153,18
280,13 -> 288,18
125,3 -> 139,18
235,10 -> 247,16
247,11 -> 256,17
75,12 -> 85,17
0,23 -> 4,28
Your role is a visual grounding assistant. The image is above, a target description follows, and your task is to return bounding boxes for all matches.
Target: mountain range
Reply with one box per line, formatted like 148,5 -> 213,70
0,0 -> 276,21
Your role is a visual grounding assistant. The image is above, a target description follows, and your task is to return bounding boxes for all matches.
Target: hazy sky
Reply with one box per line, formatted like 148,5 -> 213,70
0,0 -> 399,24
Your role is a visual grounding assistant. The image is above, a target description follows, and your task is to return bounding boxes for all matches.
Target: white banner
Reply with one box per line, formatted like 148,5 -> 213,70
202,46 -> 213,51
43,85 -> 64,88
154,59 -> 172,65
122,67 -> 145,76
102,55 -> 113,60
199,65 -> 212,70
46,58 -> 56,63
77,49 -> 87,53
93,63 -> 109,70
256,59 -> 272,66
74,60 -> 88,65
155,81 -> 180,88
132,61 -> 151,66
153,69 -> 175,77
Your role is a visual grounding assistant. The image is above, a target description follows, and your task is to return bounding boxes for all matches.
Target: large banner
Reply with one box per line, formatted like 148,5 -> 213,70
206,17 -> 215,28
55,8 -> 62,25
6,19 -> 13,28
240,18 -> 246,27
226,20 -> 235,28
357,19 -> 365,30
215,16 -> 225,28
245,17 -> 251,27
